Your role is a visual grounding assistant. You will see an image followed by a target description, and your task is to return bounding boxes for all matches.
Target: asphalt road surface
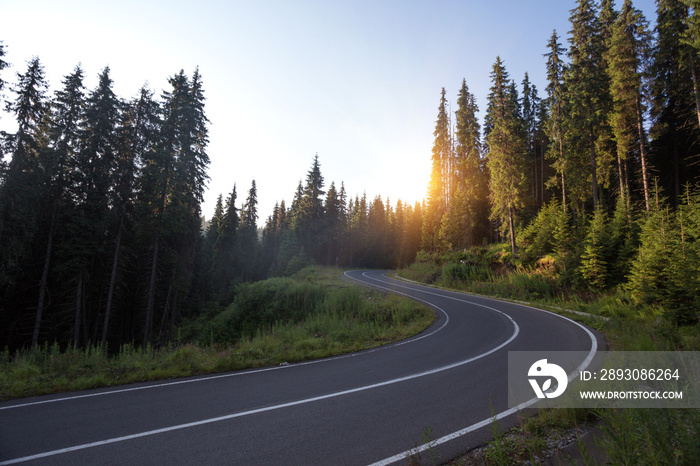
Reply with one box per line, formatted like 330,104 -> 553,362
0,270 -> 601,465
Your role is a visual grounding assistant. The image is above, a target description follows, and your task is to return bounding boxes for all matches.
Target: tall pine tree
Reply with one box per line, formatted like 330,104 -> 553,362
237,180 -> 259,281
69,67 -> 121,347
1,57 -> 49,346
423,88 -> 451,251
650,0 -> 699,204
545,30 -> 571,213
567,0 -> 609,207
141,69 -> 209,347
101,85 -> 159,347
0,41 -> 10,133
35,65 -> 85,347
440,78 -> 487,249
485,57 -> 527,256
607,0 -> 652,211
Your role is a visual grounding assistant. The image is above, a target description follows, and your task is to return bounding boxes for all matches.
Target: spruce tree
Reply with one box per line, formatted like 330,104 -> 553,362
302,154 -> 325,223
441,78 -> 487,249
207,194 -> 224,246
607,0 -> 652,211
294,154 -> 325,262
238,180 -> 259,280
670,187 -> 700,324
142,69 -> 209,347
628,186 -> 698,324
439,186 -> 472,250
520,199 -> 561,261
682,0 -> 700,129
521,73 -> 543,207
406,202 -> 423,264
579,207 -> 609,289
0,41 -> 10,131
164,69 -> 209,343
544,30 -> 571,212
367,195 -> 389,267
35,65 -> 85,347
102,85 -> 159,347
349,193 -> 368,266
485,57 -> 527,256
455,80 -> 482,183
69,66 -> 121,347
324,181 -> 344,265
261,201 -> 286,274
628,200 -> 671,306
553,200 -> 573,264
0,41 -> 7,172
650,0 -> 699,204
211,186 -> 238,297
423,88 -> 451,251
567,0 -> 609,207
606,192 -> 637,284
288,180 -> 304,229
0,57 -> 49,346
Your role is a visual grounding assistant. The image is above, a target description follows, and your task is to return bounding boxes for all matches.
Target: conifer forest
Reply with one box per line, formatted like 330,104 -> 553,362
1,0 -> 700,352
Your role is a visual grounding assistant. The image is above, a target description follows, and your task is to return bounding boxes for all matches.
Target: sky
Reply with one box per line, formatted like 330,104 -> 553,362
0,0 -> 659,225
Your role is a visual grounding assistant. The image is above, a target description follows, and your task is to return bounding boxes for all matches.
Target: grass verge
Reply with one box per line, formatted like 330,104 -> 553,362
399,253 -> 700,465
0,267 -> 434,401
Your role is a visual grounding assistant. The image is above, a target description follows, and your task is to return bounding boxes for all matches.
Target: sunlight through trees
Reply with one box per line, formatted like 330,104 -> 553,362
1,0 -> 700,350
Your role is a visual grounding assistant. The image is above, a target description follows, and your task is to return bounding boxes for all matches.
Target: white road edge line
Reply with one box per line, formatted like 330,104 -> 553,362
0,272 -> 520,466
365,271 -> 598,466
1,274 -> 452,412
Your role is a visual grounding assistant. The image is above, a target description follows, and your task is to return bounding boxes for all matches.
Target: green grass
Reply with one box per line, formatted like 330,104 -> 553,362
400,252 -> 700,465
0,267 -> 434,401
399,250 -> 700,351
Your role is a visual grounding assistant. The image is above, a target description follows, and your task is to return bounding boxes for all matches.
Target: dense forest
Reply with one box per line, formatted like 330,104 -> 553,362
418,0 -> 700,328
0,47 -> 423,351
1,0 -> 700,351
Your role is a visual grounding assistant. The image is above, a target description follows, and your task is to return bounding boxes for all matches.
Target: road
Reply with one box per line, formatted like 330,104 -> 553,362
0,270 -> 601,465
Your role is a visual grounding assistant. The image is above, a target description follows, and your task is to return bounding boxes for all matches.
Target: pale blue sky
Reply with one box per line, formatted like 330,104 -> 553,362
1,0 -> 658,224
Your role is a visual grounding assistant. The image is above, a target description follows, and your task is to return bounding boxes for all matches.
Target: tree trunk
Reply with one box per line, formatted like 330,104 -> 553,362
690,55 -> 700,130
508,204 -> 517,257
157,281 -> 173,347
623,157 -> 630,202
560,139 -> 567,213
73,271 -> 83,348
143,234 -> 159,349
101,216 -> 124,348
169,293 -> 178,344
671,124 -> 680,206
532,159 -> 537,200
32,202 -> 57,347
540,143 -> 545,206
589,128 -> 598,208
617,152 -> 626,209
636,94 -> 651,212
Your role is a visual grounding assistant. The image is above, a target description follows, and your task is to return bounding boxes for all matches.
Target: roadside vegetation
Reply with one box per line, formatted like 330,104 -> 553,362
2,1 -> 700,457
399,245 -> 700,465
0,267 -> 434,401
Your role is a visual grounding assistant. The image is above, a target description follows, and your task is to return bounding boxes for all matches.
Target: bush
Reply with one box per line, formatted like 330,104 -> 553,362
399,253 -> 441,283
442,261 -> 493,283
520,200 -> 562,263
200,278 -> 328,345
627,193 -> 700,325
1,268 -> 435,400
506,271 -> 556,299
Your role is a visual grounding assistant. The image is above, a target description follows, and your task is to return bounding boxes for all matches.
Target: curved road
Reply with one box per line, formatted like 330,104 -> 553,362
0,270 -> 601,465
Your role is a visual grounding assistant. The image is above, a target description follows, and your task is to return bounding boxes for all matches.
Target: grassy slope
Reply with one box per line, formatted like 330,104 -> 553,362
399,249 -> 700,465
0,267 -> 434,401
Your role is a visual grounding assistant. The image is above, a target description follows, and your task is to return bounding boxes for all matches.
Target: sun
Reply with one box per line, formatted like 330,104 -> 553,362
383,157 -> 430,208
